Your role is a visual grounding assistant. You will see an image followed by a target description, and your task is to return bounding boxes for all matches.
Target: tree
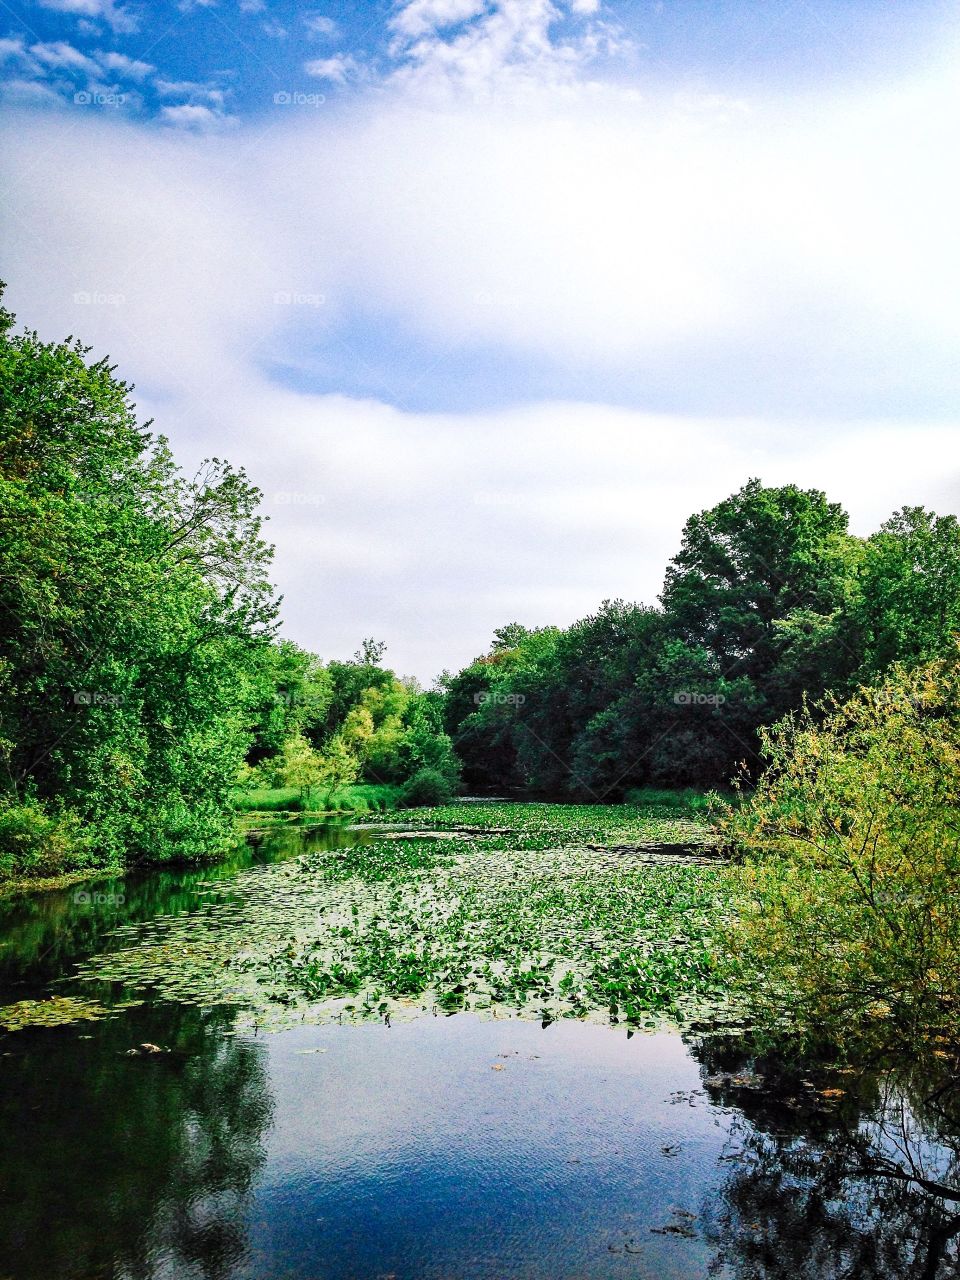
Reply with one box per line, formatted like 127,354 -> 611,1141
719,650 -> 960,1051
353,637 -> 386,666
0,287 -> 277,871
656,479 -> 861,777
276,733 -> 325,803
850,507 -> 960,681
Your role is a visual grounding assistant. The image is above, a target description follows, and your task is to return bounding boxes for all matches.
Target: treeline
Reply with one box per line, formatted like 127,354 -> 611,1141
442,481 -> 960,795
0,293 -> 455,879
3,291 -> 958,879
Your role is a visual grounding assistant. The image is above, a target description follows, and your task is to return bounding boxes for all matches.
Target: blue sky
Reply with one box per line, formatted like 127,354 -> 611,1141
2,0 -> 959,677
2,1 -> 954,116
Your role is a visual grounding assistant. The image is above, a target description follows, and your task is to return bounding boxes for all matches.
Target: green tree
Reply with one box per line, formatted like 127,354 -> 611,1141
0,288 -> 276,872
850,507 -> 960,681
719,650 -> 960,1051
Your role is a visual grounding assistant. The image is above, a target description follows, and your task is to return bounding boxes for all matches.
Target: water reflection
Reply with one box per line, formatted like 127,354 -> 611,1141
0,819 -> 369,999
3,1010 -> 959,1279
0,1003 -> 272,1280
696,1040 -> 960,1278
1,821 -> 959,1278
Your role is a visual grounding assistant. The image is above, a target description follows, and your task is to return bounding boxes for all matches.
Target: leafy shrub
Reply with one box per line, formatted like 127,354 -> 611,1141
717,651 -> 960,1051
0,799 -> 89,878
400,768 -> 456,808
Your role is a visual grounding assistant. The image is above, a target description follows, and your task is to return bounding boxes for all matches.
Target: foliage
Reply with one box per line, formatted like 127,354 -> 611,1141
69,800 -> 731,1031
245,652 -> 459,808
399,767 -> 455,807
848,507 -> 960,682
0,798 -> 88,877
442,479 -> 960,795
0,287 -> 277,873
231,783 -> 401,814
717,653 -> 960,1051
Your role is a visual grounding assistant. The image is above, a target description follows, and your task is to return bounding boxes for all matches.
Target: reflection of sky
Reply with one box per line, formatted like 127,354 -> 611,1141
247,1017 -> 735,1278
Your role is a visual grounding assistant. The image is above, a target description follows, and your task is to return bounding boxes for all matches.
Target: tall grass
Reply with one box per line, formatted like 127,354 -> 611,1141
231,784 -> 401,815
623,787 -> 719,815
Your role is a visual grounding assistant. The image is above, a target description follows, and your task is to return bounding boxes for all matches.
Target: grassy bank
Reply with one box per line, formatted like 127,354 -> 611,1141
230,783 -> 402,815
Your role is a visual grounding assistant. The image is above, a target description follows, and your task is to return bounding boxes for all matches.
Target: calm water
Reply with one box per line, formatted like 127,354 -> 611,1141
1,822 -> 958,1280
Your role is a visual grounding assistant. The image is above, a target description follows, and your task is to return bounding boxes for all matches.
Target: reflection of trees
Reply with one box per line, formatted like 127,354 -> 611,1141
0,1003 -> 273,1280
0,820 -> 361,995
691,1038 -> 960,1279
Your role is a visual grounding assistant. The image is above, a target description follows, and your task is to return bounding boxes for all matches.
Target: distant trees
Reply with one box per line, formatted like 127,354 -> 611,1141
246,645 -> 460,807
442,481 -> 960,796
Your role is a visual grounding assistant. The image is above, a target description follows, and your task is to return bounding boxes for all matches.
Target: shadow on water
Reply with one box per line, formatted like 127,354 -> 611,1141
690,1037 -> 960,1279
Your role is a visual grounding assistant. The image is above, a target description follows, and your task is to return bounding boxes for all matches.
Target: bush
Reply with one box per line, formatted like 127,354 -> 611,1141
0,799 -> 89,878
623,787 -> 717,814
717,651 -> 960,1051
399,768 -> 456,808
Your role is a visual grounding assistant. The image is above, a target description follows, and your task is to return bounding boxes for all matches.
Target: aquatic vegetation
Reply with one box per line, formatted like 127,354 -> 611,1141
0,994 -> 115,1030
65,802 -> 737,1032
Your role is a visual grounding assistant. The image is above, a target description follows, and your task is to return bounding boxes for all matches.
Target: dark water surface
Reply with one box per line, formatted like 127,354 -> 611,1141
1,822 -> 959,1279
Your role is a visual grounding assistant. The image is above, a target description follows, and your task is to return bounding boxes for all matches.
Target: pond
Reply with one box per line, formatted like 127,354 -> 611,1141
1,814 -> 958,1279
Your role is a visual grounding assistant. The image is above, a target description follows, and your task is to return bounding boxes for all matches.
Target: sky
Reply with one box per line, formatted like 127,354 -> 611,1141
1,0 -> 959,681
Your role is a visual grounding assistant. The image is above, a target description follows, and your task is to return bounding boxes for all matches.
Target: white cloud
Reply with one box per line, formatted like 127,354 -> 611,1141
33,0 -> 140,35
303,13 -> 338,39
96,50 -> 155,78
303,54 -> 361,84
30,40 -> 101,75
1,37 -> 959,673
0,37 -> 154,101
0,36 -> 28,63
0,76 -> 64,105
390,0 -> 488,41
387,0 -> 623,99
154,77 -> 227,105
159,102 -> 235,129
